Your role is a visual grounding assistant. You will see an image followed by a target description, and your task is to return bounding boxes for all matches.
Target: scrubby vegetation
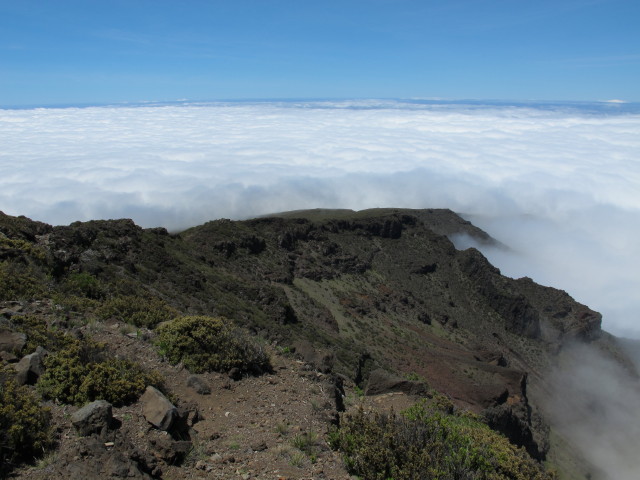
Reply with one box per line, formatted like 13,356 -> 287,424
0,262 -> 44,301
0,209 -> 616,478
9,315 -> 74,353
37,339 -> 163,407
330,399 -> 556,480
0,377 -> 53,471
156,315 -> 271,374
61,272 -> 104,299
95,294 -> 179,328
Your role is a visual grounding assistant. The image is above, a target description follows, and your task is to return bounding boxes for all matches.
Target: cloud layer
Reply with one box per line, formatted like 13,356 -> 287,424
1,100 -> 639,336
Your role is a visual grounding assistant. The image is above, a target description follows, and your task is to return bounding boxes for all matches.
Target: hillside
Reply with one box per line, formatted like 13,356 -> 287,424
1,208 -> 637,479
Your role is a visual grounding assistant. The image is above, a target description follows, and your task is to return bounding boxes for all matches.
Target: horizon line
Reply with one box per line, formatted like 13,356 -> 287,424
1,97 -> 637,111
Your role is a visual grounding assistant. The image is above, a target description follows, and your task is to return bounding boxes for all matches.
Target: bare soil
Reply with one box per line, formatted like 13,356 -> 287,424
8,319 -> 359,480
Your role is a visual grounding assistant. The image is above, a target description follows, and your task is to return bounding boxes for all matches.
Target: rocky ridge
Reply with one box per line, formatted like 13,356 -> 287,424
0,208 -> 633,479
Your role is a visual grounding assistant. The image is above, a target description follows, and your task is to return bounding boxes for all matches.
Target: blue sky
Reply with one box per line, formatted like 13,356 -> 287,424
1,0 -> 638,105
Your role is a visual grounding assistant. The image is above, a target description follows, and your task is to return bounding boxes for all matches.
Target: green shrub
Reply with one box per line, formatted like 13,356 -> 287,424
52,294 -> 99,315
10,315 -> 75,353
330,400 -> 555,480
0,236 -> 46,261
156,315 -> 271,374
0,377 -> 53,470
96,294 -> 179,328
0,261 -> 44,300
62,272 -> 104,299
37,340 -> 163,406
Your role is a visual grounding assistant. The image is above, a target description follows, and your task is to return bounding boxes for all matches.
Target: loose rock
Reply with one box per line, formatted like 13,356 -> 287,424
71,400 -> 113,436
14,347 -> 47,385
140,386 -> 178,432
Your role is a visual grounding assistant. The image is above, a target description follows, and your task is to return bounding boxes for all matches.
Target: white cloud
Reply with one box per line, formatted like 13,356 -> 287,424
541,342 -> 640,480
1,100 -> 639,336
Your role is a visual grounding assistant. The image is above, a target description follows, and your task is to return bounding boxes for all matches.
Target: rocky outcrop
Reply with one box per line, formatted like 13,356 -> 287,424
483,402 -> 549,461
365,369 -> 429,396
482,374 -> 550,461
457,248 -> 541,339
292,339 -> 334,373
515,277 -> 602,342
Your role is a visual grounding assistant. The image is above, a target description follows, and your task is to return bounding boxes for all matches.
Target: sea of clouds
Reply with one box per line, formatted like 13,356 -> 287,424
1,99 -> 639,337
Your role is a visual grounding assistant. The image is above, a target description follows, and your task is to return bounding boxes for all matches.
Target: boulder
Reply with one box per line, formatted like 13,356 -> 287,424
0,329 -> 26,354
71,400 -> 113,436
14,346 -> 46,385
187,374 -> 211,395
140,386 -> 178,431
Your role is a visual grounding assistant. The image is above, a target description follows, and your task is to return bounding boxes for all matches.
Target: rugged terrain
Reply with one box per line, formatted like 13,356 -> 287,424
1,208 -> 637,479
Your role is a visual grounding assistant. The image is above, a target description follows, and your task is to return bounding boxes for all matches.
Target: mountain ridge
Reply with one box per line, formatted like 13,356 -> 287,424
0,208 -> 635,479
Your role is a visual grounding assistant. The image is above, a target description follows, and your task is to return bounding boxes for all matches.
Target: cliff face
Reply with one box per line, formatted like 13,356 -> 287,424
0,208 -> 627,477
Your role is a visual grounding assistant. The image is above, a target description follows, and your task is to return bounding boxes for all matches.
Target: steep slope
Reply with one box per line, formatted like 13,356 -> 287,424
1,208 -> 636,479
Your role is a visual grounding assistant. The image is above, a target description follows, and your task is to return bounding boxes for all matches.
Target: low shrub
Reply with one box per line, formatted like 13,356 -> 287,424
156,315 -> 271,374
0,236 -> 46,261
0,261 -> 44,301
37,340 -> 163,406
96,294 -> 179,328
62,272 -> 104,299
10,315 -> 75,353
330,399 -> 555,480
51,294 -> 99,315
0,377 -> 53,470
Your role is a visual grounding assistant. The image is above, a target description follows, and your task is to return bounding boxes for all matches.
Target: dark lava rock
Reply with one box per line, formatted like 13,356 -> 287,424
365,369 -> 429,396
149,436 -> 192,464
